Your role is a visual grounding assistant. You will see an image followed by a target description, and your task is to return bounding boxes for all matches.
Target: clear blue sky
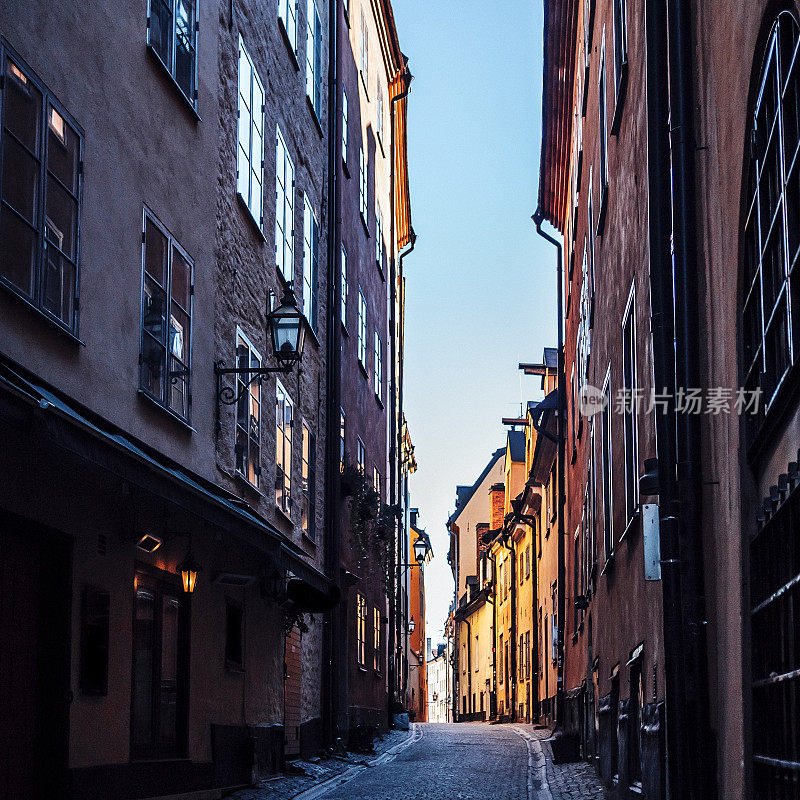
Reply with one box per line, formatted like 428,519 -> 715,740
390,0 -> 557,643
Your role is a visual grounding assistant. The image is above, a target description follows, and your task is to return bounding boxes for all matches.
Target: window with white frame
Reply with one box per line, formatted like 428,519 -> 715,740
237,38 -> 264,227
612,0 -> 628,101
148,0 -> 197,104
301,423 -> 316,539
342,89 -> 349,165
375,202 -> 383,269
601,366 -> 614,561
376,85 -> 383,144
340,245 -> 348,328
0,51 -> 83,332
598,31 -> 609,229
275,127 -> 295,282
622,284 -> 639,524
357,437 -> 365,474
587,168 -> 595,319
359,146 -> 368,223
373,606 -> 381,671
305,0 -> 322,118
357,289 -> 367,365
357,593 -> 366,665
373,466 -> 381,499
278,0 -> 298,52
140,210 -> 193,421
302,194 -> 319,333
359,10 -> 369,83
275,381 -> 293,513
235,331 -> 262,487
374,329 -> 382,400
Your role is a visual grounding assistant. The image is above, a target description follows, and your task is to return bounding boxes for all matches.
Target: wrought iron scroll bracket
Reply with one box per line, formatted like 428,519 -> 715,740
214,359 -> 294,430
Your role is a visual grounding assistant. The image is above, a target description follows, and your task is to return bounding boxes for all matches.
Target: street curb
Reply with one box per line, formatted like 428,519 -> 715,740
290,725 -> 423,800
512,727 -> 554,800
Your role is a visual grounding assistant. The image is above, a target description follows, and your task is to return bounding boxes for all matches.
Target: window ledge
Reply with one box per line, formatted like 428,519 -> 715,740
601,552 -> 615,576
0,278 -> 85,345
358,360 -> 368,378
225,663 -> 245,674
236,193 -> 266,241
358,664 -> 368,673
342,157 -> 351,178
234,471 -> 265,498
302,531 -> 317,548
596,186 -> 608,237
278,20 -> 301,72
341,321 -> 349,337
611,62 -> 629,136
305,324 -> 321,350
375,393 -> 384,409
275,504 -> 293,525
377,131 -> 385,159
361,213 -> 370,237
306,95 -> 323,138
146,45 -> 200,121
137,389 -> 195,433
360,69 -> 370,100
619,507 -> 641,544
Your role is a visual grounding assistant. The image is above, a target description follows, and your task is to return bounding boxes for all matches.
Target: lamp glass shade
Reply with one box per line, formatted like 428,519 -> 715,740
268,286 -> 306,365
413,537 -> 428,564
177,551 -> 199,594
408,617 -> 416,633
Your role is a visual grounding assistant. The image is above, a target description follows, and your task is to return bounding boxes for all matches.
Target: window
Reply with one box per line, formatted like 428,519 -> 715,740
306,0 -> 322,118
525,631 -> 530,680
376,86 -> 384,144
278,0 -> 298,52
629,653 -> 644,789
743,13 -> 800,434
0,51 -> 82,332
357,289 -> 367,365
140,210 -> 193,421
342,89 -> 349,165
357,437 -> 365,474
375,202 -> 384,269
276,380 -> 293,513
373,606 -> 381,671
148,0 -> 197,104
235,331 -> 262,486
612,0 -> 628,111
301,423 -> 316,540
302,194 -> 319,332
343,0 -> 349,19
340,245 -> 348,328
374,329 -> 382,400
132,570 -> 188,759
519,635 -> 524,680
622,284 -> 639,525
551,612 -> 558,663
519,553 -> 524,585
275,127 -> 295,282
526,545 -> 531,578
359,146 -> 368,223
601,367 -> 614,561
339,408 -> 346,471
225,601 -> 243,669
359,10 -> 369,82
587,168 -> 595,316
237,40 -> 264,229
598,32 -> 609,230
80,588 -> 110,696
357,594 -> 366,665
499,634 -> 504,683
373,466 -> 381,499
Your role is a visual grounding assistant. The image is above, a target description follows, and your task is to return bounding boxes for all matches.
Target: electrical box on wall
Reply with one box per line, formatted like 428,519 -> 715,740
643,503 -> 661,581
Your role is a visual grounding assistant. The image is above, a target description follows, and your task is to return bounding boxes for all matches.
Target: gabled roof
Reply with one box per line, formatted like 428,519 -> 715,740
447,448 -> 505,527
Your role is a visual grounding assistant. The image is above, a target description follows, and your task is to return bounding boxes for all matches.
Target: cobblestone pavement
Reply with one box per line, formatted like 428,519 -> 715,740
225,723 -> 606,800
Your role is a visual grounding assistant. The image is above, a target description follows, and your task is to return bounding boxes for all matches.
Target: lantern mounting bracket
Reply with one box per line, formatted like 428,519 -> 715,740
214,359 -> 297,426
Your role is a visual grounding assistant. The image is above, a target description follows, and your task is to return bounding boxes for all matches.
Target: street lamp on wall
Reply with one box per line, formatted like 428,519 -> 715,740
177,549 -> 199,594
214,285 -> 307,422
413,536 -> 429,565
408,617 -> 416,633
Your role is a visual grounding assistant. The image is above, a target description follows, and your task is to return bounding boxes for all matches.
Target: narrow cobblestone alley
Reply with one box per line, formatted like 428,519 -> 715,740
230,724 -> 605,800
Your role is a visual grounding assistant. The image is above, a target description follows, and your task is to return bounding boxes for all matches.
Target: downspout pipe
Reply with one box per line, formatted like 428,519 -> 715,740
321,0 -> 339,750
532,210 -> 566,730
500,533 -> 517,720
665,0 -> 714,796
389,68 -> 413,718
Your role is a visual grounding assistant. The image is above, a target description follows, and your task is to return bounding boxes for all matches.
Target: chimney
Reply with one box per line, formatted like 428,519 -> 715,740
490,482 -> 505,531
476,522 -> 490,554
410,508 -> 419,528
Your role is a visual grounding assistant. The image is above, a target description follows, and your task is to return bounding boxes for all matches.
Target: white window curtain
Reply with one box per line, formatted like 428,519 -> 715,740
237,38 -> 264,227
275,127 -> 295,282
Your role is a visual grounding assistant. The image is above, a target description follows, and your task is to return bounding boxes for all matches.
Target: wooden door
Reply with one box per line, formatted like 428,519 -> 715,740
283,626 -> 301,757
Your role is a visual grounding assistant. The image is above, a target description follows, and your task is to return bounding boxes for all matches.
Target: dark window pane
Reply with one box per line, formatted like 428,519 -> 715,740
168,355 -> 188,417
158,594 -> 178,748
45,175 -> 77,260
141,333 -> 166,401
171,247 -> 191,310
42,245 -> 75,326
0,207 -> 36,296
132,585 -> 155,749
174,0 -> 195,98
4,60 -> 42,153
47,107 -> 80,195
2,135 -> 39,223
150,0 -> 173,66
145,218 -> 168,286
143,275 -> 167,344
235,427 -> 247,475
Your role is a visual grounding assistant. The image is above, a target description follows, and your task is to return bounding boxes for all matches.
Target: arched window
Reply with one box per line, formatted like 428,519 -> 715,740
743,12 -> 800,438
